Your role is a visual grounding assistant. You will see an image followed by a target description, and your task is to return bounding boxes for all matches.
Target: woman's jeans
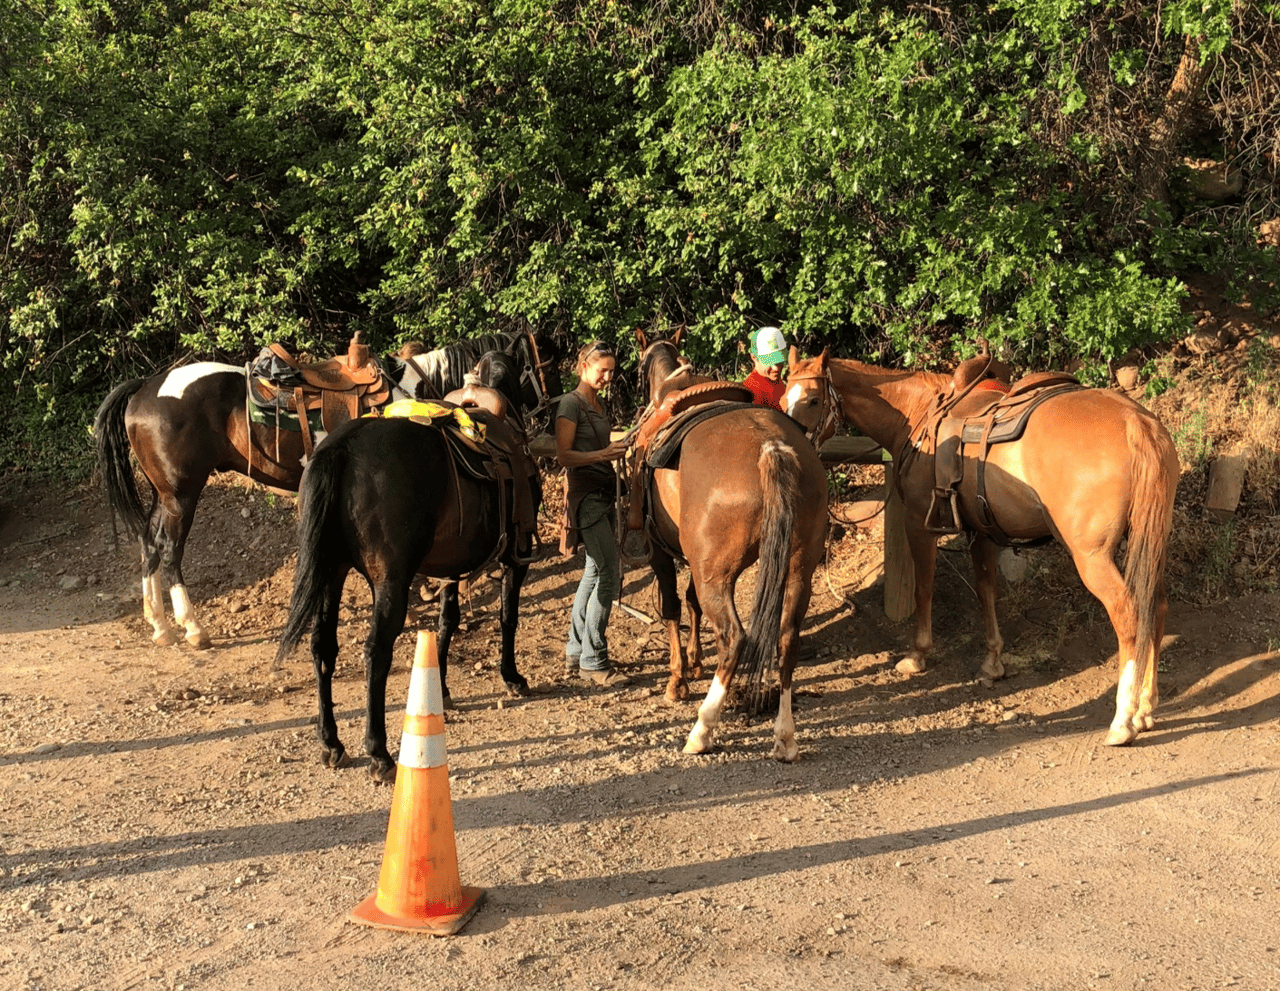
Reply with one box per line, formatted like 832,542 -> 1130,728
567,493 -> 620,671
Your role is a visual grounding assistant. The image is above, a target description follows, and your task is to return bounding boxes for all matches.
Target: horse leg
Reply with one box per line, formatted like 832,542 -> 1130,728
651,550 -> 689,702
685,577 -> 705,681
896,527 -> 939,674
496,562 -> 531,697
1067,548 -> 1142,745
770,570 -> 813,763
684,579 -> 742,755
437,581 -> 459,707
364,579 -> 411,782
310,573 -> 348,769
152,493 -> 211,649
1137,580 -> 1168,731
969,534 -> 1005,682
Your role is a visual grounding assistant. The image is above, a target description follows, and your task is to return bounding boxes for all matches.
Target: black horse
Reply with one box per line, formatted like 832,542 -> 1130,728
274,349 -> 542,781
94,332 -> 556,649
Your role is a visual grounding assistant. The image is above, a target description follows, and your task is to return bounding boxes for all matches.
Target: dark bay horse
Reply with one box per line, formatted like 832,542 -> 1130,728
94,332 -> 555,649
274,355 -> 541,781
785,348 -> 1179,745
630,332 -> 828,760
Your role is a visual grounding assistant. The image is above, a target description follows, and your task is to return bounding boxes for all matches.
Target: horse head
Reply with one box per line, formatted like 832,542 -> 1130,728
467,350 -> 528,433
784,346 -> 839,446
635,328 -> 696,408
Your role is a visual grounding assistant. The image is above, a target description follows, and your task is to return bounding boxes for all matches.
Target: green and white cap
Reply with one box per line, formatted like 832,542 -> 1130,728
749,326 -> 788,366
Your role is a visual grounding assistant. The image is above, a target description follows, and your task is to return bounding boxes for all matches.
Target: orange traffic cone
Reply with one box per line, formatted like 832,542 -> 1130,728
348,630 -> 484,935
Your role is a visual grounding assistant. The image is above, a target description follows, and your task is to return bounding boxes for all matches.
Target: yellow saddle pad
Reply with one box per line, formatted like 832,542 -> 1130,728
376,399 -> 486,443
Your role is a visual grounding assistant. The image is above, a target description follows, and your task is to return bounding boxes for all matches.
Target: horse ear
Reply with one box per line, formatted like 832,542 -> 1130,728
672,324 -> 685,348
635,327 -> 649,350
818,346 -> 830,370
788,345 -> 799,368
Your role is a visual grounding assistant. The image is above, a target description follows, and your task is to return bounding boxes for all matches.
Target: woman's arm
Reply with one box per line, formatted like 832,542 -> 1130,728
555,413 -> 627,468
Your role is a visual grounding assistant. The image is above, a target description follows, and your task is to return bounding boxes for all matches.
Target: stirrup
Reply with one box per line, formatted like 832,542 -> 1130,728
619,527 -> 653,566
511,529 -> 541,566
924,487 -> 963,534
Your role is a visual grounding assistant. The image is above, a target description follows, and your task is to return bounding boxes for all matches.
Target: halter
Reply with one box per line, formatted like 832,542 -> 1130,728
515,331 -> 554,414
784,369 -> 841,446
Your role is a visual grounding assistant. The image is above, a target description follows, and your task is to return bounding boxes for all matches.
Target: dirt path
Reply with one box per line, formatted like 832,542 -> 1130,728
1,474 -> 1278,991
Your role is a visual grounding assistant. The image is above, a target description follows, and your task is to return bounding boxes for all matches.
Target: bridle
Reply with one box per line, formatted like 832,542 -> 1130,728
784,368 -> 841,446
517,330 -> 554,415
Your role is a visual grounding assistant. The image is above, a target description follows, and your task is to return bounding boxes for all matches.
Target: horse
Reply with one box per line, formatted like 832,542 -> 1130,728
94,331 -> 556,649
273,351 -> 542,781
784,347 -> 1179,746
629,330 -> 828,760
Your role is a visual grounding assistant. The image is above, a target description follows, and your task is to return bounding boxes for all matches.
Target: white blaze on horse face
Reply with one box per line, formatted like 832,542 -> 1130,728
156,363 -> 245,400
784,382 -> 805,417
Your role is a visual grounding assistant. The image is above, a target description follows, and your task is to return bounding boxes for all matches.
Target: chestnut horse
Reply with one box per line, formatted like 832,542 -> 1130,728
94,332 -> 555,649
629,332 -> 827,760
785,348 -> 1179,745
273,352 -> 541,781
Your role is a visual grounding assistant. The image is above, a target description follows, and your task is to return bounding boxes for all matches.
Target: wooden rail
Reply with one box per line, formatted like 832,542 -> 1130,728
528,429 -> 913,620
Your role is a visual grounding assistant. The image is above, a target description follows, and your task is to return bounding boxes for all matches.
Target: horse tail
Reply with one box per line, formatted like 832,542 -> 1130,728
1123,412 -> 1177,672
274,440 -> 347,665
737,439 -> 803,713
93,378 -> 150,540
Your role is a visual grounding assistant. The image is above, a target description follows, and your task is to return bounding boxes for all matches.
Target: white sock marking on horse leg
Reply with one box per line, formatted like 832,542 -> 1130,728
684,674 -> 728,754
170,585 -> 209,648
143,576 -> 177,644
771,687 -> 799,762
1107,658 -> 1141,744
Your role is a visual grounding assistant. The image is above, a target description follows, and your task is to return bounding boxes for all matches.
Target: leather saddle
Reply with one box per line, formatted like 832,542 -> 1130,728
923,370 -> 1082,540
248,332 -> 393,458
621,381 -> 755,562
380,390 -> 540,570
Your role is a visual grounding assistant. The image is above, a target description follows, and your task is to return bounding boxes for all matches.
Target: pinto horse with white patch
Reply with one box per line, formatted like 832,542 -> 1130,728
784,347 -> 1179,746
94,332 -> 555,649
629,332 -> 827,760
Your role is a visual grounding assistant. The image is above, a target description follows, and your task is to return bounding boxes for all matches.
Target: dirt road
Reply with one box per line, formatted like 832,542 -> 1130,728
2,474 -> 1278,991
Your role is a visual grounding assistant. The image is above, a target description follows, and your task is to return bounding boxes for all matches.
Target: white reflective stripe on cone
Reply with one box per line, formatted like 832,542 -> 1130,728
398,731 -> 448,770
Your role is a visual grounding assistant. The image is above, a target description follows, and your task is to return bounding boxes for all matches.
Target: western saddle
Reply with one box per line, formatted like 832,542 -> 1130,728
248,332 -> 392,458
920,351 -> 1081,540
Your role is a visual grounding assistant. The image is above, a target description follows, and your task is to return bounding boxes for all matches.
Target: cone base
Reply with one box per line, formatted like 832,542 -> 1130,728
348,886 -> 485,936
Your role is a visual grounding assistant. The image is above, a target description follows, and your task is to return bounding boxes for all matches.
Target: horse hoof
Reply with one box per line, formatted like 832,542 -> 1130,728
682,728 -> 711,755
152,629 -> 180,648
503,676 -> 531,698
895,656 -> 927,675
1138,713 -> 1156,731
369,761 -> 397,784
185,631 -> 212,650
771,741 -> 800,763
442,692 -> 456,711
1104,726 -> 1137,747
688,663 -> 705,681
980,659 -> 1005,680
321,746 -> 349,769
665,680 -> 690,703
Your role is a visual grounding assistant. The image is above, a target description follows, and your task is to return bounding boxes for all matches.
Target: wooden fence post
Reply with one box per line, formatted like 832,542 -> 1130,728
882,460 -> 915,620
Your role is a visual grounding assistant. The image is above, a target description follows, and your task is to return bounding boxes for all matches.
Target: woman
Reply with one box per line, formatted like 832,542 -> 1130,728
556,340 -> 631,687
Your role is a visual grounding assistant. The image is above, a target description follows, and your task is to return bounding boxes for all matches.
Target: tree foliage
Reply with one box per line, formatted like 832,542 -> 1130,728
2,0 -> 1278,472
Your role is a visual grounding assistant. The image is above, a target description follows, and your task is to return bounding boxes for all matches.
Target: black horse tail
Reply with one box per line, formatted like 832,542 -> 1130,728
93,378 -> 150,540
274,440 -> 348,665
737,439 -> 802,713
1123,412 -> 1177,680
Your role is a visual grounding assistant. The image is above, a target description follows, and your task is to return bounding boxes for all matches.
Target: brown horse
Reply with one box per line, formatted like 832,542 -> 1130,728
94,333 -> 556,648
629,331 -> 828,760
784,348 -> 1179,745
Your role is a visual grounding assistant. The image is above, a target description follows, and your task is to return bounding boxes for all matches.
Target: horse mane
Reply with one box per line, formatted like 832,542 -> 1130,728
395,332 -> 523,399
